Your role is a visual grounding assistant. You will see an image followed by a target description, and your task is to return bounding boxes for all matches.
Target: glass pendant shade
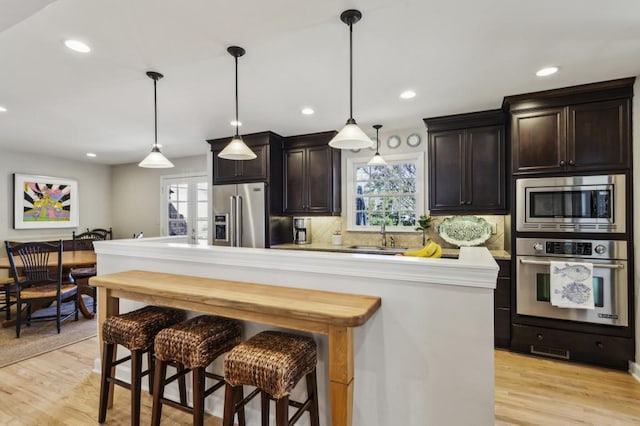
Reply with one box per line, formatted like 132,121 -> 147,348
218,45 -> 256,161
139,145 -> 174,168
368,152 -> 387,166
329,120 -> 373,149
139,71 -> 174,169
218,135 -> 256,160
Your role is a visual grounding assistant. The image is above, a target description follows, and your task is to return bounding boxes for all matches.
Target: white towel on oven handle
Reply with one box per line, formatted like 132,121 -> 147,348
549,261 -> 595,309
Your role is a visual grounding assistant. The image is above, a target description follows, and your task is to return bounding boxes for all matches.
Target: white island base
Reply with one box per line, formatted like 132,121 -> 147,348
93,237 -> 498,426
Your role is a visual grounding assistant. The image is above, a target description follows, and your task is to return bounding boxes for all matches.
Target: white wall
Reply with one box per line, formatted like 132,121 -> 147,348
110,155 -> 206,239
0,149 -> 111,244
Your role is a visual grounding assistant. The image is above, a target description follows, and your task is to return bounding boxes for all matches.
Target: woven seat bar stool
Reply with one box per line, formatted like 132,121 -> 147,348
151,315 -> 243,426
222,330 -> 320,426
99,305 -> 186,426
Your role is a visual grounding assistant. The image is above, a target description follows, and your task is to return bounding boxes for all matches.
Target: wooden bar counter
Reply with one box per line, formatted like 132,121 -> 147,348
91,269 -> 381,426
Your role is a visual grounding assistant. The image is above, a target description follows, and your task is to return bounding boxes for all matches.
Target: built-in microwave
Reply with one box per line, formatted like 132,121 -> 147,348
516,174 -> 626,233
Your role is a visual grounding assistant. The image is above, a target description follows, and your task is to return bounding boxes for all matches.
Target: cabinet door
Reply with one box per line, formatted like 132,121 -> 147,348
283,148 -> 305,213
467,126 -> 505,211
306,146 -> 334,213
237,144 -> 269,181
212,150 -> 239,184
511,107 -> 566,174
428,130 -> 464,212
567,99 -> 630,171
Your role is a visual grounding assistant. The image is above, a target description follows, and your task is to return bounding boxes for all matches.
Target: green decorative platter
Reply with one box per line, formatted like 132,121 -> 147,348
437,216 -> 492,247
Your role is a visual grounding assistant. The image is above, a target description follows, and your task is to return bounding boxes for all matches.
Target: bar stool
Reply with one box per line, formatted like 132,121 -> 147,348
151,315 -> 243,426
98,305 -> 186,425
222,330 -> 320,426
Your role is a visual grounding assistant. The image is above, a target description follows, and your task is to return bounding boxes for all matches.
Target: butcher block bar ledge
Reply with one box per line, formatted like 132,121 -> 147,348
91,237 -> 499,426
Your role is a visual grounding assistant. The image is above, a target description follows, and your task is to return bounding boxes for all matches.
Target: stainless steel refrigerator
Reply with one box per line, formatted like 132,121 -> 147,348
212,182 -> 291,248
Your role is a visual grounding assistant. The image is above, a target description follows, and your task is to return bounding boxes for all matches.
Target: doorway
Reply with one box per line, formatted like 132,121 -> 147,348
161,175 -> 208,244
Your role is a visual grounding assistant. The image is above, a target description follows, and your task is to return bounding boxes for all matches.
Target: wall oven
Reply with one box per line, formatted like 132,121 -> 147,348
516,174 -> 625,233
516,237 -> 628,327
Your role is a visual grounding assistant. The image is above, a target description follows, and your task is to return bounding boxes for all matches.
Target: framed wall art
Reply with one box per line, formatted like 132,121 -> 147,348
13,173 -> 79,229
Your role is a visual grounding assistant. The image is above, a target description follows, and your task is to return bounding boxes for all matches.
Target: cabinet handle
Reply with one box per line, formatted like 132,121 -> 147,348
466,201 -> 471,205
559,160 -> 566,166
568,160 -> 575,166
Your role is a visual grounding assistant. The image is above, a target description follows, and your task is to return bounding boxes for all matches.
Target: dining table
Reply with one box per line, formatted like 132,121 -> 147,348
0,250 -> 98,325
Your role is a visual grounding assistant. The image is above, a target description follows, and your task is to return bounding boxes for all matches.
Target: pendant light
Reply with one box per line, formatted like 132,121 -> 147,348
368,124 -> 387,166
218,46 -> 256,160
328,9 -> 373,150
138,71 -> 174,168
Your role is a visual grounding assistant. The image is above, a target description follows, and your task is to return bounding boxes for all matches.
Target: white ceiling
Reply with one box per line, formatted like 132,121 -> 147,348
0,0 -> 639,165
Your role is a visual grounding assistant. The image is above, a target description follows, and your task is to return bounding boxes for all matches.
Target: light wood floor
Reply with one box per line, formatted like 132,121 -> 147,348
1,339 -> 639,425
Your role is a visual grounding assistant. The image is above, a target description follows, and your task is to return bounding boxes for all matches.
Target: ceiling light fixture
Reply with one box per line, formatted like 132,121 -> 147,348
218,46 -> 256,160
328,9 -> 372,150
301,107 -> 315,115
64,39 -> 91,53
536,66 -> 559,77
368,124 -> 387,166
138,71 -> 174,168
0,106 -> 7,112
86,152 -> 97,158
400,90 -> 416,99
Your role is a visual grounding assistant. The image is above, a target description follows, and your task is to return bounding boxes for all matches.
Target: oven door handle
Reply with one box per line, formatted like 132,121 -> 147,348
519,259 -> 624,269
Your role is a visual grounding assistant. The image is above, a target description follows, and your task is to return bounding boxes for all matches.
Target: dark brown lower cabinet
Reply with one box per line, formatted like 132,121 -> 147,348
494,260 -> 511,348
511,324 -> 634,371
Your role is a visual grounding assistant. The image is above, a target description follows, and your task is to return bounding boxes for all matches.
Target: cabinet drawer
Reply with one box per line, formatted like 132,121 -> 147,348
511,324 -> 633,370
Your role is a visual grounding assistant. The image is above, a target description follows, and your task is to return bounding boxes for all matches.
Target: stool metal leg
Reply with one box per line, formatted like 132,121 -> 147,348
151,360 -> 168,426
98,342 -> 114,423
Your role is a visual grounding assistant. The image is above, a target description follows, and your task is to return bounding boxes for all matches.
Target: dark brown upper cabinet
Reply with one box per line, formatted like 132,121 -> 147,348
504,78 -> 634,175
283,131 -> 341,215
207,131 -> 284,185
424,110 -> 507,214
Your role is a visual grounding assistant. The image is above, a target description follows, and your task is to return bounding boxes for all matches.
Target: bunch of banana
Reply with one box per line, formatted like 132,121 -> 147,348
403,240 -> 442,258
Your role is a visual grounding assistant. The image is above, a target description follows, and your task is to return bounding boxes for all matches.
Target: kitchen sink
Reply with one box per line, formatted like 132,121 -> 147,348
347,245 -> 408,254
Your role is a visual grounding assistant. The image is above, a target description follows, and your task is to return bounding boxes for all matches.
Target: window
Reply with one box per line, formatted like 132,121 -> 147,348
346,152 -> 424,231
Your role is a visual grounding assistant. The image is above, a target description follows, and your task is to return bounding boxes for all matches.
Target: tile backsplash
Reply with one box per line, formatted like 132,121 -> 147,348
306,215 -> 507,250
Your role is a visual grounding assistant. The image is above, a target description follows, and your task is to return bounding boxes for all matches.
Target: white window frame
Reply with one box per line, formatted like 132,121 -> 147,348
160,173 -> 208,244
345,152 -> 424,232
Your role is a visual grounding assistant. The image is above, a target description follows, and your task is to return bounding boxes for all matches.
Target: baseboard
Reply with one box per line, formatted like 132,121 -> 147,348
629,360 -> 640,383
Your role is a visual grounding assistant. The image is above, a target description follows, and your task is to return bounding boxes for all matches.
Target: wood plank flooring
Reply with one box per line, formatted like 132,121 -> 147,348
0,339 -> 639,425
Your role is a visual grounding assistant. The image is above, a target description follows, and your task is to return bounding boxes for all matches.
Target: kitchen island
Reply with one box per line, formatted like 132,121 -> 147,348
92,237 -> 498,426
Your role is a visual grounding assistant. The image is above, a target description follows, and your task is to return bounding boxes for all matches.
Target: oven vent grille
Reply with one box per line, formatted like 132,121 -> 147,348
530,345 -> 570,360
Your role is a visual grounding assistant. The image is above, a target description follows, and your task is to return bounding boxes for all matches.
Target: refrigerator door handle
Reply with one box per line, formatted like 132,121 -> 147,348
230,195 -> 236,247
236,195 -> 243,247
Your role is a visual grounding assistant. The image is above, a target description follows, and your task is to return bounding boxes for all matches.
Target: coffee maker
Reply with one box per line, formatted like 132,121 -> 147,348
293,217 -> 311,244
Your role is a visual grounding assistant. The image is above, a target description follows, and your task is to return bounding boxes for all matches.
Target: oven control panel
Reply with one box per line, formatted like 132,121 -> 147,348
517,237 -> 627,260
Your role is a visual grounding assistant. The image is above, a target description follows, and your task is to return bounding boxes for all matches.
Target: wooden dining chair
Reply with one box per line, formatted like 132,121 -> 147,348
1,276 -> 17,321
69,231 -> 105,313
87,227 -> 112,240
4,240 -> 79,338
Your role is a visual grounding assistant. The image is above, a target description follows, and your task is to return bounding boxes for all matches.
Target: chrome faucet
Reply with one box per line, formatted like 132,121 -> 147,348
380,222 -> 387,247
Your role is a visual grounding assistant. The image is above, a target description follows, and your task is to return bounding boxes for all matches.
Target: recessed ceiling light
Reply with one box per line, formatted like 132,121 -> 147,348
301,107 -> 315,115
64,39 -> 91,53
400,90 -> 416,99
230,120 -> 242,127
536,66 -> 559,77
86,152 -> 97,158
0,106 -> 7,112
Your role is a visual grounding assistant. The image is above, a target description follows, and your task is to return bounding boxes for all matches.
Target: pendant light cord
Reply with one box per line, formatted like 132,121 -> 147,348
235,54 -> 240,137
153,78 -> 158,147
376,128 -> 380,154
349,21 -> 353,120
